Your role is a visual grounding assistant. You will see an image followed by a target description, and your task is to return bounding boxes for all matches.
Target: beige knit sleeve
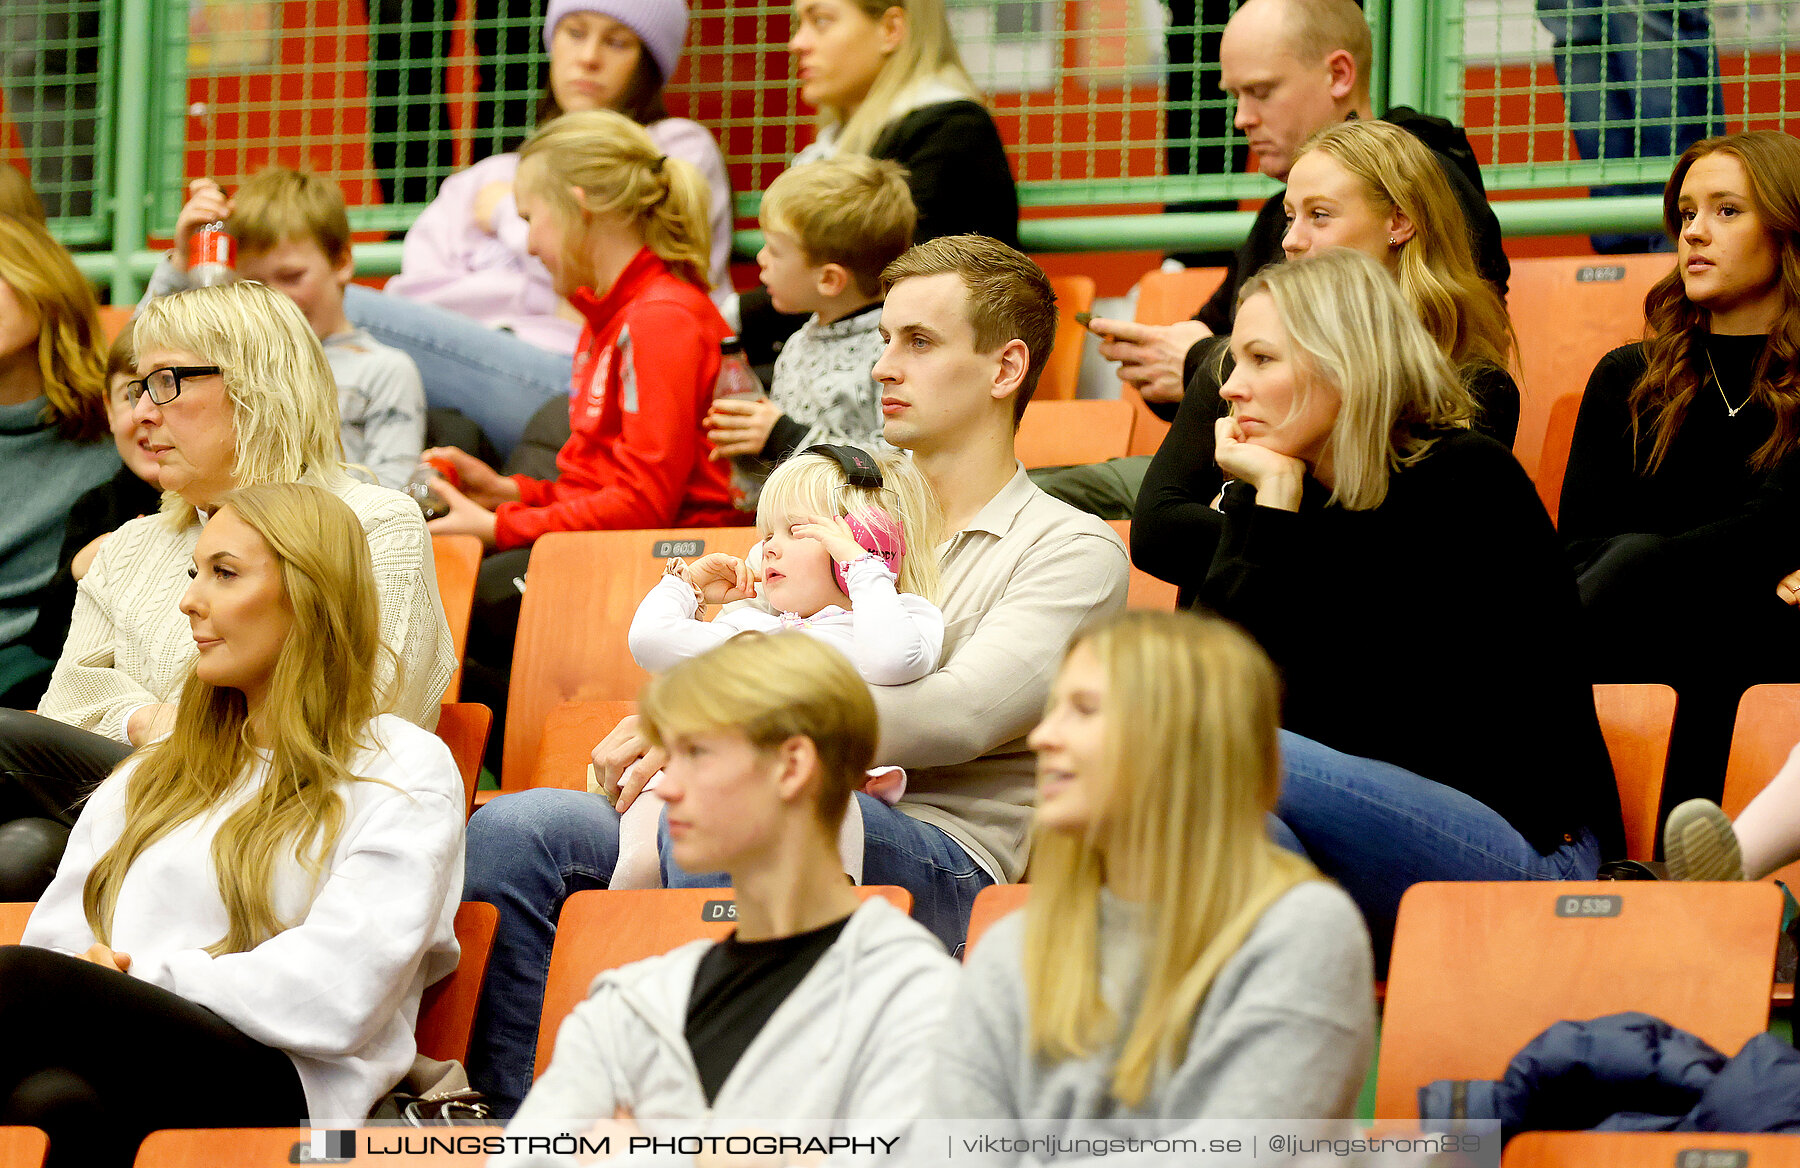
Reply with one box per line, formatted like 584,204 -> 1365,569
39,524 -> 165,742
350,484 -> 457,730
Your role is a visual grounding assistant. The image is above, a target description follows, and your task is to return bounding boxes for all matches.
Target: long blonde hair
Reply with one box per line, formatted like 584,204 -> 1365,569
518,109 -> 712,291
1296,120 -> 1516,379
0,214 -> 109,441
1025,611 -> 1318,1107
756,448 -> 943,604
131,282 -> 348,525
83,483 -> 394,955
1240,249 -> 1476,510
823,0 -> 981,156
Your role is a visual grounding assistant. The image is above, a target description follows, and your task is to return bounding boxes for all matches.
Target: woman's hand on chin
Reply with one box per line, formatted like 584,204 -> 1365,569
1213,416 -> 1307,512
426,480 -> 499,549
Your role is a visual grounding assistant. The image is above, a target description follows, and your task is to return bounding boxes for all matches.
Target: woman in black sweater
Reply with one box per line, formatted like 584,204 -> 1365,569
1131,119 -> 1518,544
1150,249 -> 1621,959
1560,131 -> 1800,805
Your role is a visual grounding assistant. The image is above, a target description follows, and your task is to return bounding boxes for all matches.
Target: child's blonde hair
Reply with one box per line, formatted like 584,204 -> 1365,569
760,156 -> 916,298
518,109 -> 712,291
756,449 -> 942,605
226,165 -> 352,262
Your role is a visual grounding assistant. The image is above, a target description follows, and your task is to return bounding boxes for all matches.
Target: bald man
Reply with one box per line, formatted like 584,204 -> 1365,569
1090,0 -> 1508,417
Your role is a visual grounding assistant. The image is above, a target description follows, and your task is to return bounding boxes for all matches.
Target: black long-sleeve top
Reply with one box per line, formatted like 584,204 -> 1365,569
1560,336 -> 1800,587
1137,426 -> 1622,857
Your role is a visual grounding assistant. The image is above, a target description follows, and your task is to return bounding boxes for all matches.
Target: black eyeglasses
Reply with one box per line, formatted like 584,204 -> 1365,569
125,365 -> 221,407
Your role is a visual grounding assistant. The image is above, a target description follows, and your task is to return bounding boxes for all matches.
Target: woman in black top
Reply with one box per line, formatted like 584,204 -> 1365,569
1560,131 -> 1800,804
1132,119 -> 1519,550
738,0 -> 1019,362
1158,249 -> 1620,960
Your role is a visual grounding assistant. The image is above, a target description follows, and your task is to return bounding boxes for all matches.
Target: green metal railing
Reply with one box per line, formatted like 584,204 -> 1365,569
3,0 -> 1795,298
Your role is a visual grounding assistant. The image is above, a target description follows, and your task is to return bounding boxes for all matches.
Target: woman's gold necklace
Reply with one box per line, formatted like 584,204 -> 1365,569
1706,349 -> 1754,417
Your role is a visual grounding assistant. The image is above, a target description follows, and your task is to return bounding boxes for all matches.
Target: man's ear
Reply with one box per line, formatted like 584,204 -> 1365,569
1324,48 -> 1358,102
332,246 -> 356,289
773,735 -> 820,805
815,262 -> 851,299
991,337 -> 1030,405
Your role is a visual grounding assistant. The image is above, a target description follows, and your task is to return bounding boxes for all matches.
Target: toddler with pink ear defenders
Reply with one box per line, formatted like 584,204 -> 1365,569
615,446 -> 947,887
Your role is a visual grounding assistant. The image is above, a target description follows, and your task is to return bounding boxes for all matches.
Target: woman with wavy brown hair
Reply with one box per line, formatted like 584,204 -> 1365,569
1560,130 -> 1800,805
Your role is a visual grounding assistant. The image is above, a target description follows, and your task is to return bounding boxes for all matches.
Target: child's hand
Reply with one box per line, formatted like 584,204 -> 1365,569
421,445 -> 520,509
705,398 -> 782,459
687,553 -> 757,604
426,479 -> 499,548
173,178 -> 232,271
472,180 -> 513,234
792,515 -> 869,564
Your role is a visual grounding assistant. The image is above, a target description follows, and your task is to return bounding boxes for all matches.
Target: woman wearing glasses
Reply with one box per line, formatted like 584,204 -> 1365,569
0,282 -> 456,900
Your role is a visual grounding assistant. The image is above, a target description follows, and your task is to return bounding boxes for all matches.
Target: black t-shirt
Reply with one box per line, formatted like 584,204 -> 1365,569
684,914 -> 853,1105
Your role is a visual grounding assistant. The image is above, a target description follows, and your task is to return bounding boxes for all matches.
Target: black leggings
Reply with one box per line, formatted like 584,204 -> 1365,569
0,709 -> 133,899
0,945 -> 307,1168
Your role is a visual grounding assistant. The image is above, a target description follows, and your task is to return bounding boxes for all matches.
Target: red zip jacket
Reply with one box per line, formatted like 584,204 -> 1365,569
493,248 -> 743,550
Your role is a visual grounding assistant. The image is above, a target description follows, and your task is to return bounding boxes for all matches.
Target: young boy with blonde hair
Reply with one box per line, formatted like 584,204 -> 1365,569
144,166 -> 425,490
704,156 -> 915,505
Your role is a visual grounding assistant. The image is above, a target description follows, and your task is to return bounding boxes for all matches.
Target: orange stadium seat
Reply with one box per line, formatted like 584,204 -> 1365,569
964,883 -> 1029,956
1504,1130 -> 1800,1168
1040,275 -> 1096,402
1016,399 -> 1135,469
131,1128 -> 499,1166
1592,683 -> 1676,862
1723,684 -> 1800,890
431,534 -> 483,702
413,901 -> 499,1066
1105,520 -> 1178,611
1376,881 -> 1781,1119
433,702 -> 492,818
1123,267 -> 1228,456
0,1128 -> 45,1168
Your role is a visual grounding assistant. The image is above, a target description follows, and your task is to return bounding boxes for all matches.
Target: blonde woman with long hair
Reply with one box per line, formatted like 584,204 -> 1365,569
1151,249 -> 1621,961
7,483 -> 463,1168
0,281 -> 454,902
736,0 -> 1019,363
0,215 -> 120,705
933,611 -> 1374,1129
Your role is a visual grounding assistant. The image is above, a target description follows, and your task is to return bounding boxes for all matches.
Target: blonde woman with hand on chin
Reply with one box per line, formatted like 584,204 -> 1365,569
929,611 -> 1374,1148
2,483 -> 464,1168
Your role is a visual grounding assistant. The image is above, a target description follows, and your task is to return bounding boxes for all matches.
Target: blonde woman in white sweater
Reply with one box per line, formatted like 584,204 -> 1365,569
8,483 -> 464,1168
0,282 -> 456,899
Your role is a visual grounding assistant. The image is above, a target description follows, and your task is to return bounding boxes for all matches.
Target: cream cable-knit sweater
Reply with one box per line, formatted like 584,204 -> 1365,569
40,480 -> 456,739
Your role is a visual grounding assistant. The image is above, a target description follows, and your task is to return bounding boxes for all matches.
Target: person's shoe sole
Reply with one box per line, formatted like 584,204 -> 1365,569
1664,798 -> 1744,881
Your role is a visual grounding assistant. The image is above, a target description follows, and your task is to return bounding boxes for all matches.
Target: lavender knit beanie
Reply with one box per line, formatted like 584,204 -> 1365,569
542,0 -> 690,83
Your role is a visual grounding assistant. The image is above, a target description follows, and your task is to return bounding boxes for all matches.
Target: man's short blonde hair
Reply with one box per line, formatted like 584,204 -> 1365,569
226,165 -> 352,262
760,156 -> 916,299
881,235 -> 1056,424
1280,0 -> 1371,94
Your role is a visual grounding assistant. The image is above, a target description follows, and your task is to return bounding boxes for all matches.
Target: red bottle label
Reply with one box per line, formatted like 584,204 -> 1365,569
189,228 -> 235,270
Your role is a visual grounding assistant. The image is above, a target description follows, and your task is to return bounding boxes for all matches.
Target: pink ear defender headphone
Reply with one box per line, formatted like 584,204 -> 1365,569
804,445 -> 907,594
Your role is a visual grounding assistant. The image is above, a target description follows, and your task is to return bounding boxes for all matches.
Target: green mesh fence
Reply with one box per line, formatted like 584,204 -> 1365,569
1447,0 -> 1799,191
8,0 -> 1800,290
0,0 -> 117,245
147,0 -> 544,237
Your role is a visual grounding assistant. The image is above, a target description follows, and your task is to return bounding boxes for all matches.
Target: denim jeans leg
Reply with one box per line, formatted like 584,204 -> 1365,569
463,788 -> 622,1117
342,284 -> 573,457
1273,731 -> 1602,961
853,795 -> 996,957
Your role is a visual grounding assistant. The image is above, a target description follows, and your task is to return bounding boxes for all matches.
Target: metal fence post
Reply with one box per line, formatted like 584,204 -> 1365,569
109,0 -> 157,302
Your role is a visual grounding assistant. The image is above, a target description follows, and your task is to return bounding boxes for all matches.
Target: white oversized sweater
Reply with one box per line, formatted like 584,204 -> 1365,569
40,479 -> 457,738
22,715 -> 466,1123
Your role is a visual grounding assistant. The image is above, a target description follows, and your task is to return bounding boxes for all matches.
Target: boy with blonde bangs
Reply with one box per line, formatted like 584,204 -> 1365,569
145,166 -> 425,491
705,156 -> 915,503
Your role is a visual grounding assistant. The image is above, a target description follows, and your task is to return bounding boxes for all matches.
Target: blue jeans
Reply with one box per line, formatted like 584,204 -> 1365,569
462,788 -> 993,1116
343,284 -> 572,457
1536,0 -> 1726,251
1273,732 -> 1602,965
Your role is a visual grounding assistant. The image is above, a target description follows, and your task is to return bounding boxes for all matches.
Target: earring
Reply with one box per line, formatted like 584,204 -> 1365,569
1388,236 -> 1397,245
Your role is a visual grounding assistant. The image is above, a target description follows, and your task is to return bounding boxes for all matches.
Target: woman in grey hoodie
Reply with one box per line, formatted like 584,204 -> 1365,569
928,612 -> 1376,1155
498,631 -> 959,1166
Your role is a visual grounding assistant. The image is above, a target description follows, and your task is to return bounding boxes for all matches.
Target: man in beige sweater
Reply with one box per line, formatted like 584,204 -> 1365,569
461,235 -> 1127,1116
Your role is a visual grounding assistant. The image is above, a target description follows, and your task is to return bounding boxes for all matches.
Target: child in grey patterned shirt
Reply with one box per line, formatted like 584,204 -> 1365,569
705,157 -> 916,508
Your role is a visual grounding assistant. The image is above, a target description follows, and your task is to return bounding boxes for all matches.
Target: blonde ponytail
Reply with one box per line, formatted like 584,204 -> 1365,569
519,109 -> 712,290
